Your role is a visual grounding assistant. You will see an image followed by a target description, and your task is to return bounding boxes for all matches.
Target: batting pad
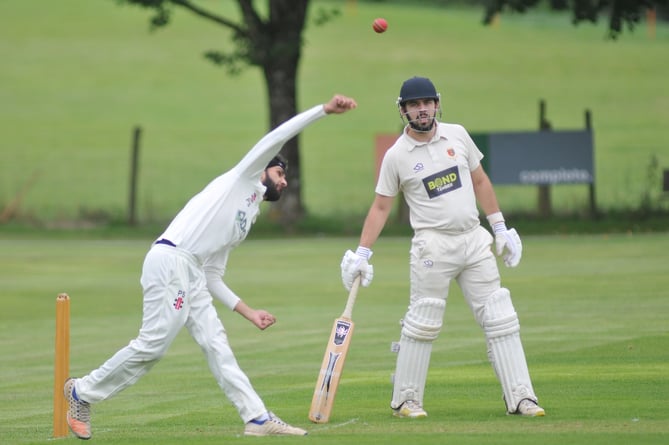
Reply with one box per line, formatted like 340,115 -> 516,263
483,288 -> 537,412
391,297 -> 445,408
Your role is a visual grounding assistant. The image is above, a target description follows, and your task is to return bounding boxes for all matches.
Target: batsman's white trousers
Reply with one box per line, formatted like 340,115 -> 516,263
409,225 -> 499,321
75,244 -> 267,423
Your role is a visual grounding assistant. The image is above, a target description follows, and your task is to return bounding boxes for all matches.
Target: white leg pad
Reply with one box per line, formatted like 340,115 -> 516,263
391,297 -> 445,409
483,288 -> 537,413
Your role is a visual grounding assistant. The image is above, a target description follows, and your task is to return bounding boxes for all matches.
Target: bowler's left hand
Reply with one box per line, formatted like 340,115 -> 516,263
254,310 -> 276,330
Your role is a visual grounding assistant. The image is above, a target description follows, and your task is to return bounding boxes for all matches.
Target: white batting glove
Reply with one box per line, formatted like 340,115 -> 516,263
487,212 -> 522,268
340,246 -> 374,291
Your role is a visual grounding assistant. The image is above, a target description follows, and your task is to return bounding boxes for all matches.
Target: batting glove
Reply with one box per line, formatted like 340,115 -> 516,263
340,246 -> 374,291
487,212 -> 522,268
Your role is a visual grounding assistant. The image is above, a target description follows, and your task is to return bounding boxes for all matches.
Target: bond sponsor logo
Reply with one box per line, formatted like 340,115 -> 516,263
422,165 -> 461,198
173,290 -> 186,310
333,320 -> 351,345
236,210 -> 248,234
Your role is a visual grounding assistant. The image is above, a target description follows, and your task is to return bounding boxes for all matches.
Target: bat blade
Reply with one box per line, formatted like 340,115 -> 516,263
308,317 -> 354,423
308,277 -> 360,423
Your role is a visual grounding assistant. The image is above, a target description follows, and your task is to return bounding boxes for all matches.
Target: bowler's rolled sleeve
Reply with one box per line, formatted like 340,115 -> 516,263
205,269 -> 241,311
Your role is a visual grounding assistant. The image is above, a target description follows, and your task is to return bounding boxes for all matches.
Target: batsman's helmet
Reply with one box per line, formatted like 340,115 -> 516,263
397,76 -> 440,106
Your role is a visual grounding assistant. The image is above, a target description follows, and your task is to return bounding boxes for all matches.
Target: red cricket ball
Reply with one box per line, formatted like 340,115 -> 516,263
372,18 -> 388,34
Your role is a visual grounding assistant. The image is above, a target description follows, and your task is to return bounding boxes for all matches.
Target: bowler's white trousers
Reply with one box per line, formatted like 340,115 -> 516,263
75,244 -> 267,423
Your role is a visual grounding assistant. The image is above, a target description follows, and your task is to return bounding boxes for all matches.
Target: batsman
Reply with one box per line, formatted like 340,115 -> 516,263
340,76 -> 545,418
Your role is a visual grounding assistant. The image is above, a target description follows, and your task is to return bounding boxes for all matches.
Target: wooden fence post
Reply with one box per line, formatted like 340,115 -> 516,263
128,126 -> 142,226
538,99 -> 552,217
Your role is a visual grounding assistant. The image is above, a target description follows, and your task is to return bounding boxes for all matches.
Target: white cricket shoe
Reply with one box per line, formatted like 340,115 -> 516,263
244,412 -> 307,436
392,400 -> 428,418
64,378 -> 92,439
516,399 -> 546,417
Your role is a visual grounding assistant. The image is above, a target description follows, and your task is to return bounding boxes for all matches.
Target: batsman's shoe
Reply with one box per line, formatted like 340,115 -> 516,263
64,378 -> 92,440
244,412 -> 307,436
516,399 -> 545,417
392,400 -> 428,418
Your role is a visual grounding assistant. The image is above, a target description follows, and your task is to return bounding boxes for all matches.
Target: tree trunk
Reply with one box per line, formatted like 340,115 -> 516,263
261,0 -> 309,229
264,65 -> 303,227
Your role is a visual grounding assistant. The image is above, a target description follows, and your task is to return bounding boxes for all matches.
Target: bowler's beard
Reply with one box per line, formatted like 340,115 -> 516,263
262,175 -> 282,202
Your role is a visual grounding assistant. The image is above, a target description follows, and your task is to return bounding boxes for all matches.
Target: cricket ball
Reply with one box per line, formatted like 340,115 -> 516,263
372,18 -> 388,34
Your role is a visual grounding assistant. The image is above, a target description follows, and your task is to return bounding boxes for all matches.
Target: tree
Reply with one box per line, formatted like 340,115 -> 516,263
116,0 -> 339,228
483,0 -> 668,38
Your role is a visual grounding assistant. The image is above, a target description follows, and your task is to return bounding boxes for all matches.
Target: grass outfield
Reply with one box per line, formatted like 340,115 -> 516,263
1,1 -> 668,224
1,233 -> 668,444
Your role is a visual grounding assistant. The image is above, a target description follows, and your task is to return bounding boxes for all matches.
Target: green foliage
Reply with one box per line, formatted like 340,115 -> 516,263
116,0 -> 173,29
1,234 -> 668,444
466,0 -> 667,39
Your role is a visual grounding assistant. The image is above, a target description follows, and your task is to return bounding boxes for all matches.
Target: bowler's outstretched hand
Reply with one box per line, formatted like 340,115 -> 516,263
324,95 -> 357,114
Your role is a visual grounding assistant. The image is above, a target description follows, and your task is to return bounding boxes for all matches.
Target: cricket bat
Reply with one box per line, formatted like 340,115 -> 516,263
308,276 -> 361,423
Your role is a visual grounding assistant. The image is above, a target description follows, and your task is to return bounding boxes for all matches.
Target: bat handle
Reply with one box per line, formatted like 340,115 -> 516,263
342,275 -> 361,319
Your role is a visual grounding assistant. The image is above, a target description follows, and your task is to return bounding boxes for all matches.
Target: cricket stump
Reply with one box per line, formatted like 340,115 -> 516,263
53,293 -> 70,438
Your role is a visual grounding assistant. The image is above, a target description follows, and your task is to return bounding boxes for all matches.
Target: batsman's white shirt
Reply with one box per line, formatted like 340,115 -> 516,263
376,122 -> 483,233
76,104 -> 328,423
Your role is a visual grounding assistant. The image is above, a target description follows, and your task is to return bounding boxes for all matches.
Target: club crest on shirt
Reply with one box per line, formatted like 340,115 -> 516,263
447,147 -> 456,157
422,165 -> 462,198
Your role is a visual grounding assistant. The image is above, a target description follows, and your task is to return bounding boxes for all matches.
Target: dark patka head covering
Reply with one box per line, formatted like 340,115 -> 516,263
266,154 -> 287,171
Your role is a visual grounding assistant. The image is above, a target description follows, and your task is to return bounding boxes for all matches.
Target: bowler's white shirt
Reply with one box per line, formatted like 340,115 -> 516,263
159,105 -> 327,310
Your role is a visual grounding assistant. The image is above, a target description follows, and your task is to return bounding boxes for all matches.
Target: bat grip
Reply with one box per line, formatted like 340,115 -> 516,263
342,275 -> 361,319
